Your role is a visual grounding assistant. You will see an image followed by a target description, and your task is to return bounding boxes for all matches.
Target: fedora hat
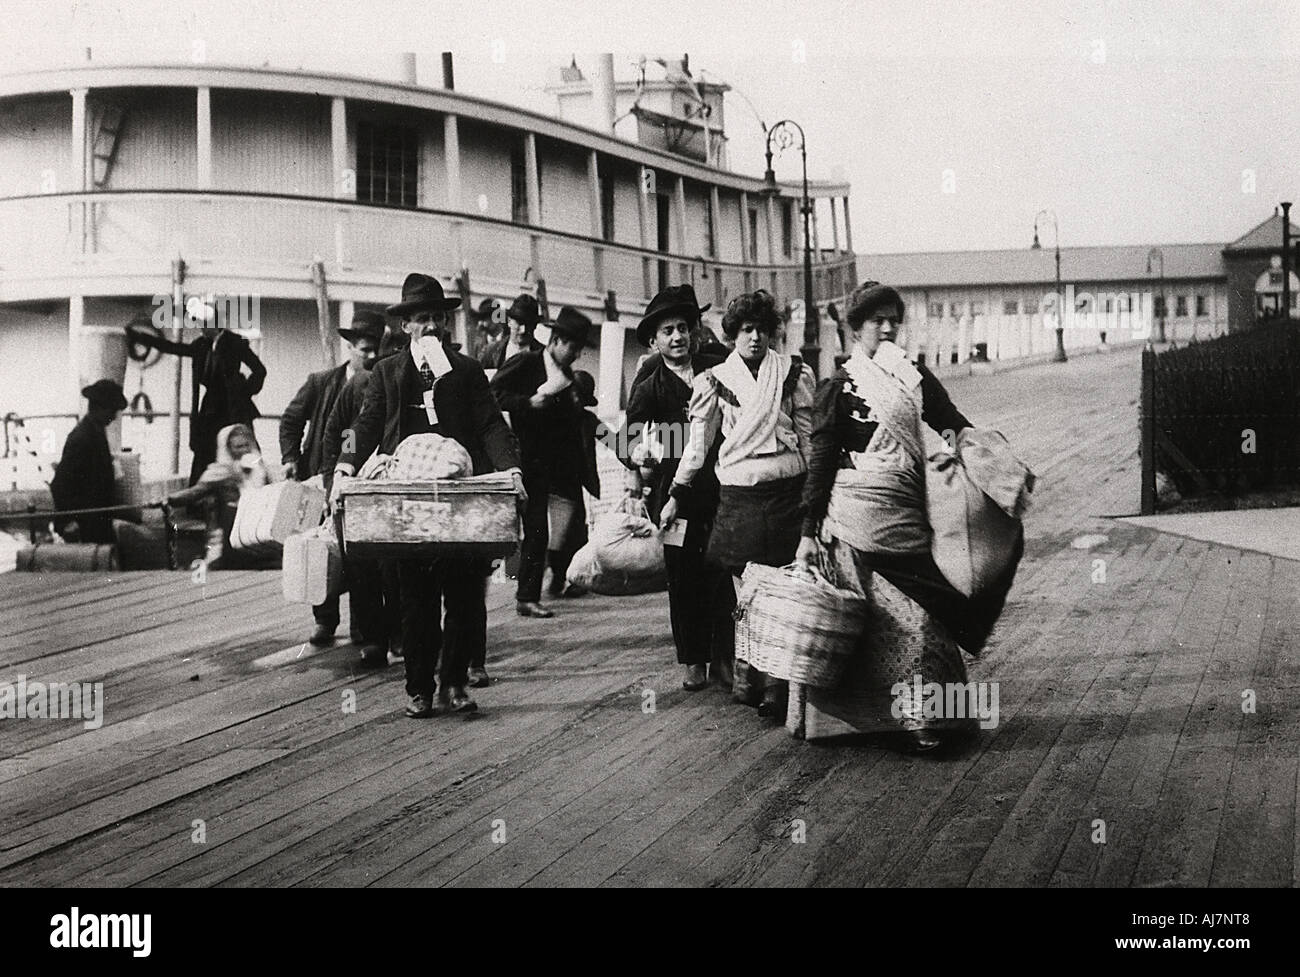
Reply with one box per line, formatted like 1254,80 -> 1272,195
636,284 -> 711,346
82,379 -> 128,411
506,293 -> 541,328
386,273 -> 462,316
547,306 -> 597,348
338,309 -> 387,344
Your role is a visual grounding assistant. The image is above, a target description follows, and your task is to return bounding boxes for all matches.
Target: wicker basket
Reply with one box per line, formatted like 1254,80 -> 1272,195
733,561 -> 868,689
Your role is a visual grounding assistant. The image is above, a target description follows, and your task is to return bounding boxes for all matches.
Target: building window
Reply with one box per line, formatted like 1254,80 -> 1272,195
949,302 -> 963,318
1023,296 -> 1039,314
1119,294 -> 1133,313
970,301 -> 984,316
598,169 -> 615,242
356,121 -> 419,208
1195,294 -> 1207,317
929,302 -> 944,318
781,201 -> 793,258
1175,295 -> 1187,317
1154,295 -> 1168,318
1003,300 -> 1019,315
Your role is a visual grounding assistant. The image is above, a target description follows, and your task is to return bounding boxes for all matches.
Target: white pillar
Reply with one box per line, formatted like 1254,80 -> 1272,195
674,176 -> 688,255
811,198 -> 821,262
196,86 -> 212,188
69,295 -> 85,414
444,114 -> 462,210
829,197 -> 840,254
710,185 -> 723,259
636,166 -> 653,299
70,88 -> 87,191
524,132 -> 540,225
764,193 -> 777,264
331,96 -> 348,198
598,320 -> 624,417
842,196 -> 853,253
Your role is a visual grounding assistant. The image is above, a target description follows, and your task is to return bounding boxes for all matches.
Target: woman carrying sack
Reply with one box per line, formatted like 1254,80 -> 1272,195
795,282 -> 1025,752
660,290 -> 816,719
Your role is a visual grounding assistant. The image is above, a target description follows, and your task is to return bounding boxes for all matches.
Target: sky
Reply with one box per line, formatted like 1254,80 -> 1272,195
2,0 -> 1298,254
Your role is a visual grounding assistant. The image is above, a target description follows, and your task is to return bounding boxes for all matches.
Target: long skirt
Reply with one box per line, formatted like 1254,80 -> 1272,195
708,474 -> 805,706
793,538 -> 981,737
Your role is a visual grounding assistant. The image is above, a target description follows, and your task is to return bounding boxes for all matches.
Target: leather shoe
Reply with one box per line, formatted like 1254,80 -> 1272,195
389,642 -> 404,659
908,728 -> 942,753
358,645 -> 387,668
516,601 -> 554,618
468,667 -> 491,688
309,623 -> 337,647
448,687 -> 479,714
682,664 -> 708,691
405,694 -> 434,719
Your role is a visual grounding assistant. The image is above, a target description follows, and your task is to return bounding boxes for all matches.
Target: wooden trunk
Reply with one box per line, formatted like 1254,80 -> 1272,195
339,474 -> 519,560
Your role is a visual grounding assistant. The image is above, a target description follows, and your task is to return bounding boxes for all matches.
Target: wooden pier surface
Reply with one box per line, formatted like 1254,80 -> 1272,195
1,345 -> 1296,887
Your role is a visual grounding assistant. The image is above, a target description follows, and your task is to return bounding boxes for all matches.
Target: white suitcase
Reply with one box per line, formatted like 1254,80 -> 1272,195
231,481 -> 327,552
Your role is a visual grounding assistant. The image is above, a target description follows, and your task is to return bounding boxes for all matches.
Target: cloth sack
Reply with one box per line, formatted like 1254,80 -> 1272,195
567,499 -> 666,595
926,428 -> 1032,597
386,433 -> 474,481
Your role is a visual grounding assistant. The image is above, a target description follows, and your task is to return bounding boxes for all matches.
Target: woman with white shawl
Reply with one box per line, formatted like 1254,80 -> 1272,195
660,290 -> 816,719
795,283 -> 1023,752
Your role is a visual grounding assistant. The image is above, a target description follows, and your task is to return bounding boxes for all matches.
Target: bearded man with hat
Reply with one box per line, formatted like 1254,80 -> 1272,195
479,293 -> 544,371
50,379 -> 129,545
490,305 -> 598,618
279,309 -> 386,650
331,273 -> 525,719
616,285 -> 734,691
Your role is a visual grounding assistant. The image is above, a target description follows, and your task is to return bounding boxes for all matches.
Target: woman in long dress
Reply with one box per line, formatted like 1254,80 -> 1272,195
795,283 -> 1022,751
660,290 -> 815,719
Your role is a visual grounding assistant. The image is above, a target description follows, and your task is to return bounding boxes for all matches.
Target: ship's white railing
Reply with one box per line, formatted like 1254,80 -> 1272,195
0,191 -> 857,308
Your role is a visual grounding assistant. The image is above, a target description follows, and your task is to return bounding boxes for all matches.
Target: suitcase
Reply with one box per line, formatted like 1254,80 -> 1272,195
230,481 -> 327,553
16,543 -> 119,572
282,522 -> 344,605
338,473 -> 519,560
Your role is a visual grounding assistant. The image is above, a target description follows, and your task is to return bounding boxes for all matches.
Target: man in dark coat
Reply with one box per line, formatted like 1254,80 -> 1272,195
280,311 -> 385,647
280,310 -> 384,483
478,293 -> 544,370
616,285 -> 734,692
332,273 -> 524,719
490,306 -> 597,618
318,350 -> 402,669
50,380 -> 128,544
544,369 -> 602,599
126,305 -> 267,485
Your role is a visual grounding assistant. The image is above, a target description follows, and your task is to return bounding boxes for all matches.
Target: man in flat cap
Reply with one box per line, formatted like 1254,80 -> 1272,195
332,273 -> 525,719
51,379 -> 128,544
479,293 -> 544,371
281,310 -> 386,649
490,306 -> 597,618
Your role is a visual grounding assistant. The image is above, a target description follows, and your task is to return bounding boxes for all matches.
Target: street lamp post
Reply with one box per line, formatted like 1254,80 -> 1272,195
1146,248 -> 1166,343
1032,209 -> 1067,362
761,119 -> 819,374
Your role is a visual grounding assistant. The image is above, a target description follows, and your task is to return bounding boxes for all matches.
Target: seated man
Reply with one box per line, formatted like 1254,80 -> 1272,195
51,380 -> 128,544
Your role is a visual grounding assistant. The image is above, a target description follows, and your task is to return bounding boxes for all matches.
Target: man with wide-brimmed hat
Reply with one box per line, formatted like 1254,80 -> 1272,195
479,293 -> 544,370
490,306 -> 597,617
616,284 -> 734,691
50,379 -> 129,545
332,273 -> 524,718
280,309 -> 386,651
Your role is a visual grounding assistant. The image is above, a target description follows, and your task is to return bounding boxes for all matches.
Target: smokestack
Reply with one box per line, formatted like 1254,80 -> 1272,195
398,52 -> 417,85
593,53 -> 616,135
442,52 -> 455,90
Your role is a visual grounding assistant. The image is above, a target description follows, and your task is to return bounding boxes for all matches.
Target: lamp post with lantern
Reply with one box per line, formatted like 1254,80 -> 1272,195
1032,209 -> 1067,363
761,119 -> 819,374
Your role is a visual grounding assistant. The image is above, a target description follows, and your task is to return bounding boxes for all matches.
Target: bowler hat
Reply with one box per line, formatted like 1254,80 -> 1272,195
507,293 -> 541,328
636,284 -> 711,346
338,309 -> 387,344
82,379 -> 128,411
386,273 -> 462,316
548,306 -> 597,348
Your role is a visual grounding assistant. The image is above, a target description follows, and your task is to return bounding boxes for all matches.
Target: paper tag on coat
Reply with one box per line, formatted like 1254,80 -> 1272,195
661,519 -> 688,547
422,389 -> 439,425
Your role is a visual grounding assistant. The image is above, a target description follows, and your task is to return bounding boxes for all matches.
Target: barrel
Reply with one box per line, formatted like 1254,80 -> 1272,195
16,543 -> 120,572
